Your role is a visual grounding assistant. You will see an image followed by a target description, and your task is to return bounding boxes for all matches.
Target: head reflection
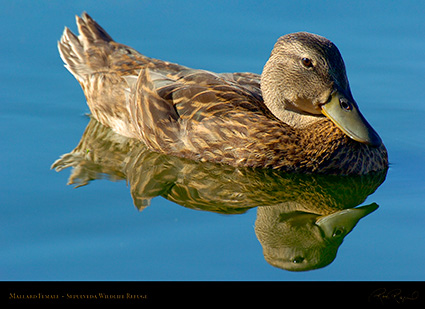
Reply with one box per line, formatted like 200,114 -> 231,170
255,203 -> 378,271
52,117 -> 387,272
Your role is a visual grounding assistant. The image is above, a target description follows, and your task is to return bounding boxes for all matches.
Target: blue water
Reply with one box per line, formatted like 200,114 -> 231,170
1,0 -> 424,281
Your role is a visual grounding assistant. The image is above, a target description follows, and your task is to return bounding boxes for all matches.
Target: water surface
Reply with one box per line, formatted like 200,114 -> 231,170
1,0 -> 424,281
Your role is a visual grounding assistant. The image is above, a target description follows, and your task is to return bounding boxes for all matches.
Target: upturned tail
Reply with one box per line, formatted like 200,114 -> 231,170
58,12 -> 114,83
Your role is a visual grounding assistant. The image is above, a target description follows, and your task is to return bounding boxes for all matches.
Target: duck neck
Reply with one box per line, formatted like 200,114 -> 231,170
267,104 -> 324,129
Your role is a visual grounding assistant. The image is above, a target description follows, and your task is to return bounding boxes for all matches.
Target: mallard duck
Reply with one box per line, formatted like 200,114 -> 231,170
52,117 -> 387,211
52,117 -> 386,271
58,12 -> 388,175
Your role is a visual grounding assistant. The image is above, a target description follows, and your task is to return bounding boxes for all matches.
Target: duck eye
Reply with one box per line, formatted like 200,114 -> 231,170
301,57 -> 313,68
292,256 -> 305,264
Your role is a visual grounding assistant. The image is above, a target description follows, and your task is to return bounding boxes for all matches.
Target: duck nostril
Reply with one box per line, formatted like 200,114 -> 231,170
339,99 -> 352,111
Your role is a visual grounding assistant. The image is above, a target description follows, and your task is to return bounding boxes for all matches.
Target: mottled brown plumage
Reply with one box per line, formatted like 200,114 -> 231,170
58,12 -> 388,175
51,117 -> 387,271
51,117 -> 387,214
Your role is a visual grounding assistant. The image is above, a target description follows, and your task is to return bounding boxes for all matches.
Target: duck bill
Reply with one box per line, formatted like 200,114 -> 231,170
315,203 -> 379,240
321,92 -> 382,147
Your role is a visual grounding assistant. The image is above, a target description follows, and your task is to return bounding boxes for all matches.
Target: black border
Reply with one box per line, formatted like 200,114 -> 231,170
2,281 -> 424,306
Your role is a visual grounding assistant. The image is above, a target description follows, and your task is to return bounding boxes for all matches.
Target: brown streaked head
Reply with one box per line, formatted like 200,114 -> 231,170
261,32 -> 382,147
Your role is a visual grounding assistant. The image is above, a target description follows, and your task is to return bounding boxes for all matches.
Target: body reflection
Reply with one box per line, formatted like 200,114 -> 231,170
52,117 -> 387,271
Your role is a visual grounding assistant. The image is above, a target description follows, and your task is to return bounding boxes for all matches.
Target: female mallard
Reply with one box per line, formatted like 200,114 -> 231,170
58,12 -> 388,175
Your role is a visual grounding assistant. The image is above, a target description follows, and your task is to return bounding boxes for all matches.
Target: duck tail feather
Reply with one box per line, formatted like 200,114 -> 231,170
76,12 -> 113,45
58,12 -> 114,83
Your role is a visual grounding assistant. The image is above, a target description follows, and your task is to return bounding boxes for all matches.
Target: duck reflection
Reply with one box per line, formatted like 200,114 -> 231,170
52,117 -> 387,271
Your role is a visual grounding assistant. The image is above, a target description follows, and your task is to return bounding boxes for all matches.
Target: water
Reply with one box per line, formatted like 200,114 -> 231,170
1,0 -> 424,283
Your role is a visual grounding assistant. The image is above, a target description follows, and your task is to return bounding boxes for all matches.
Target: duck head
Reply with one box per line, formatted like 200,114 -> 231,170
255,203 -> 379,271
261,32 -> 382,147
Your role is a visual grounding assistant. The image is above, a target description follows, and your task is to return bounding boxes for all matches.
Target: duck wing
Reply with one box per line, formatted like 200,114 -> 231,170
126,66 -> 290,167
58,12 -> 295,169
